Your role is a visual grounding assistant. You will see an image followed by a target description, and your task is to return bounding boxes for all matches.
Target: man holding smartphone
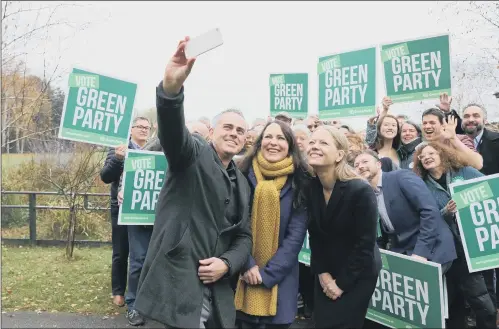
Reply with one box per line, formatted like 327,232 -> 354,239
134,36 -> 252,329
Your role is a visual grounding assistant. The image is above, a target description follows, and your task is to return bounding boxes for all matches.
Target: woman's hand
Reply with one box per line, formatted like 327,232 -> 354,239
242,265 -> 262,285
319,273 -> 343,300
444,199 -> 457,214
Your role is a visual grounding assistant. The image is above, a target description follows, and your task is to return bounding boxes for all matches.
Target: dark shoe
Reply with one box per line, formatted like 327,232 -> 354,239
112,295 -> 125,307
126,309 -> 145,326
303,304 -> 313,319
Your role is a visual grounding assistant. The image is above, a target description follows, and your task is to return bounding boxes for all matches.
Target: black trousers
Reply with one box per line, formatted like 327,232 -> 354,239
482,268 -> 497,309
445,241 -> 497,329
298,263 -> 314,311
111,205 -> 129,296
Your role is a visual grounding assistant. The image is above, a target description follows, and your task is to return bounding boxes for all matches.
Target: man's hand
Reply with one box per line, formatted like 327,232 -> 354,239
198,257 -> 228,284
440,115 -> 457,141
437,93 -> 452,113
242,265 -> 262,285
117,190 -> 124,206
114,144 -> 127,160
163,36 -> 197,95
411,254 -> 428,262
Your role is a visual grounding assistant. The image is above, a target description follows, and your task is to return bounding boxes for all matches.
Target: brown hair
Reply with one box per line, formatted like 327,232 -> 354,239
373,114 -> 401,151
347,134 -> 367,152
412,142 -> 469,178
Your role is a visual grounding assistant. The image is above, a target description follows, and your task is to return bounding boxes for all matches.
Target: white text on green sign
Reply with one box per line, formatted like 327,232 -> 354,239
390,52 -> 442,93
131,161 -> 164,211
274,83 -> 304,111
74,88 -> 126,134
324,65 -> 368,107
372,268 -> 430,325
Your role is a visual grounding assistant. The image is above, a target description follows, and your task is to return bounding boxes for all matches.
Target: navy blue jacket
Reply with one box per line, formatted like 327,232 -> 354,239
237,167 -> 308,325
380,169 -> 457,265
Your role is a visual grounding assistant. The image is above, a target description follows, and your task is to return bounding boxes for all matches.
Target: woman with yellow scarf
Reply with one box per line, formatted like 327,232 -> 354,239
235,120 -> 311,329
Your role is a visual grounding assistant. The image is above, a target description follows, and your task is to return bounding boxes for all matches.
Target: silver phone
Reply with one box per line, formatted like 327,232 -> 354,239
185,28 -> 224,58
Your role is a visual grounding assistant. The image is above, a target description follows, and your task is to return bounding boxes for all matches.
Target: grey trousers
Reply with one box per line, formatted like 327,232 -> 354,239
200,287 -> 213,329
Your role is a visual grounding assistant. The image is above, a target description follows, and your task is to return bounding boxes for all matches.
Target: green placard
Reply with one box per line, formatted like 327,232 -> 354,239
298,232 -> 310,266
269,73 -> 308,118
59,68 -> 137,147
318,47 -> 376,119
449,173 -> 499,272
381,34 -> 451,103
366,250 -> 445,328
118,150 -> 168,225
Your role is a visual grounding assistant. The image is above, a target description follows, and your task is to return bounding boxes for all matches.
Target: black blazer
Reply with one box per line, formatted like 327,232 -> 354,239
477,128 -> 499,176
307,178 -> 381,293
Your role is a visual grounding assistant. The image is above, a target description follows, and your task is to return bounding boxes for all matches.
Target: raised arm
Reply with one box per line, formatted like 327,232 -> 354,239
157,36 -> 199,171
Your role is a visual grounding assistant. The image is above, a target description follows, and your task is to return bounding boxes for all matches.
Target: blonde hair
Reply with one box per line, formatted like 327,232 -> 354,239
316,126 -> 362,181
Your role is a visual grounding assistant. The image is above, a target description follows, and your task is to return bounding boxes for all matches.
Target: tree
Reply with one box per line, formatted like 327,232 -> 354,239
1,1 -> 94,153
430,1 -> 499,118
32,143 -> 106,258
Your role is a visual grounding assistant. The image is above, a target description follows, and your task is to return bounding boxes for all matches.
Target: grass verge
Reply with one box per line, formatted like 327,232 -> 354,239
1,245 -> 122,315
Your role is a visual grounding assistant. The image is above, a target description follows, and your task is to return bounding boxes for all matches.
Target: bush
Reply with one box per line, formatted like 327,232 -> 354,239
2,152 -> 111,241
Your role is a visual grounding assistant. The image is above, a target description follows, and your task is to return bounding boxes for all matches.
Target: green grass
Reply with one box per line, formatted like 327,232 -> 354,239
1,245 -> 122,315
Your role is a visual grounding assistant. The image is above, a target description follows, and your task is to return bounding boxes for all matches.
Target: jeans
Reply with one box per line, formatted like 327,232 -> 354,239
125,225 -> 153,310
111,206 -> 129,296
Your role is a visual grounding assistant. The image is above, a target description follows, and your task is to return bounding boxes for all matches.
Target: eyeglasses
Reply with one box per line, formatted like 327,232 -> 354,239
133,125 -> 151,131
417,151 -> 437,160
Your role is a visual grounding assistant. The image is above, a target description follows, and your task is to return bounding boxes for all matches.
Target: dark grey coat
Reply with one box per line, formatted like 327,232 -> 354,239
134,84 -> 252,328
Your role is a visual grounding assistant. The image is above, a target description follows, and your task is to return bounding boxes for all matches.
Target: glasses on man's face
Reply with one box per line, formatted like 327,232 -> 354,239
417,151 -> 437,160
133,125 -> 151,131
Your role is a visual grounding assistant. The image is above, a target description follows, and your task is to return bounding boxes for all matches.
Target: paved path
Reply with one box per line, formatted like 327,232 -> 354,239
1,311 -> 314,328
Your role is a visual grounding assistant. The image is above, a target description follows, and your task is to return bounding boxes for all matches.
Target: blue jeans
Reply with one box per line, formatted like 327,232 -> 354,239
125,225 -> 153,310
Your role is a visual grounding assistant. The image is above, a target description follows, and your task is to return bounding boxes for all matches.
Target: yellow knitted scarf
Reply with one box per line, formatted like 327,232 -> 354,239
234,152 -> 294,316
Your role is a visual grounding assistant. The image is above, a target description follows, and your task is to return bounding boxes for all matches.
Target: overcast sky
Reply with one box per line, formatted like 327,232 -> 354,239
8,1 -> 499,130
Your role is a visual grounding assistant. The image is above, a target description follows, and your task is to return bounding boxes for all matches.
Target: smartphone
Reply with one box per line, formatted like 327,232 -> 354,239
185,28 -> 224,58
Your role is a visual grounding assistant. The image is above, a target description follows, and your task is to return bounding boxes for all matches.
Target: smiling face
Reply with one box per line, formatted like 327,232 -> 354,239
307,127 -> 345,168
379,116 -> 398,140
210,112 -> 247,159
462,105 -> 485,136
353,153 -> 381,182
401,123 -> 419,144
418,145 -> 441,171
260,123 -> 289,163
422,114 -> 442,141
131,119 -> 151,143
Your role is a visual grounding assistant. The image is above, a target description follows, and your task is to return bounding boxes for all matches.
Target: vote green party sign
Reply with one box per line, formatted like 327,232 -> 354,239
298,232 -> 310,266
366,249 -> 445,329
59,68 -> 137,147
269,73 -> 308,118
381,34 -> 451,103
317,47 -> 376,119
118,150 -> 167,225
449,173 -> 499,272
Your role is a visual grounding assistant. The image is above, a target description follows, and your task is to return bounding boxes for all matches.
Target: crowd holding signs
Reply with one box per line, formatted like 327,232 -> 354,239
56,31 -> 499,329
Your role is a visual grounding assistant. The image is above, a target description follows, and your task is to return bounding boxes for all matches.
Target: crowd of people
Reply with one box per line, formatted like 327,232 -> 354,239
100,37 -> 499,329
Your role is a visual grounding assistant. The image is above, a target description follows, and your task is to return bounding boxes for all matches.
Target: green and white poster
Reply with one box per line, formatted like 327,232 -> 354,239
366,249 -> 445,329
381,34 -> 451,103
270,73 -> 308,118
317,47 -> 376,118
59,68 -> 137,147
298,232 -> 310,266
449,173 -> 499,272
118,150 -> 168,225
